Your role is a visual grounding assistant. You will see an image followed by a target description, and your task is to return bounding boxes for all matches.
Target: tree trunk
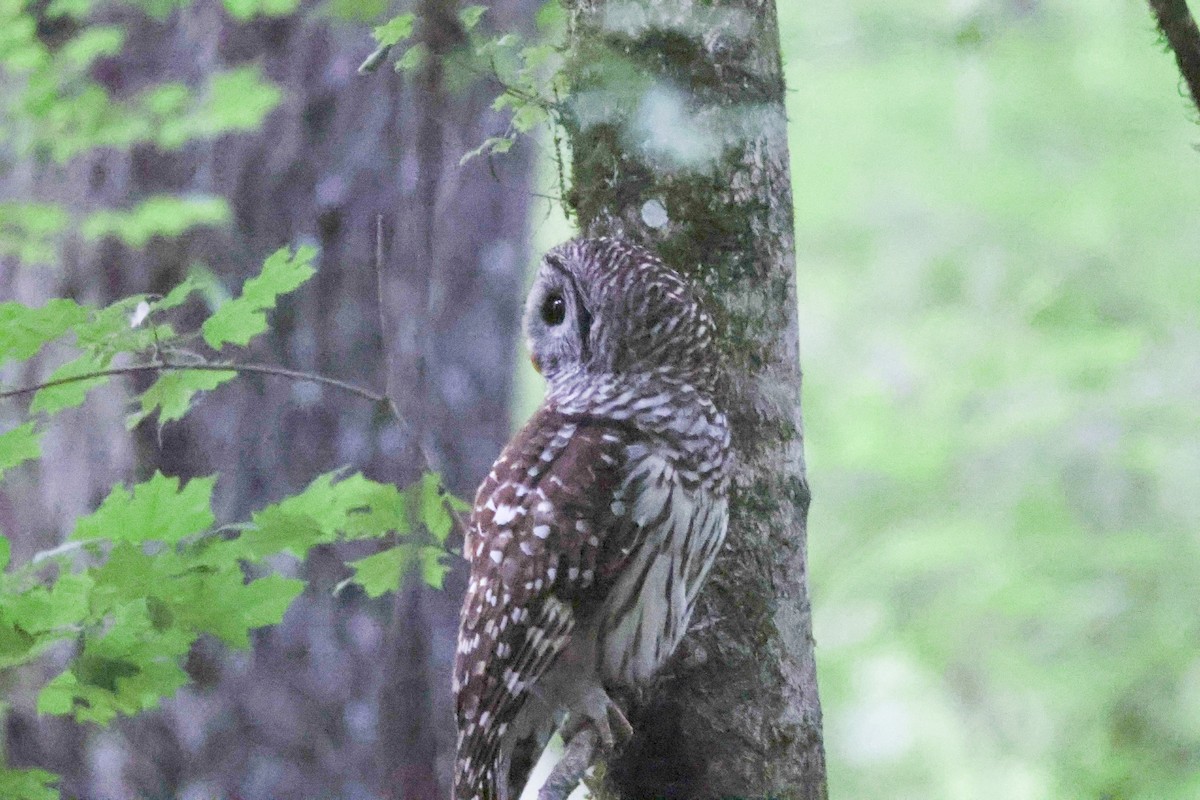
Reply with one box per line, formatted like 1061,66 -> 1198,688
561,1 -> 828,797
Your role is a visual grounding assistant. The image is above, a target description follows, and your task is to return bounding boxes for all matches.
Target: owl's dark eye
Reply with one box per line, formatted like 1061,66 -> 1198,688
540,292 -> 566,326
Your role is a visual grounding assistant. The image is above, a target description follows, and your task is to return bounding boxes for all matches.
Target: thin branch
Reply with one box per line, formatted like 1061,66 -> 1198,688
0,361 -> 390,407
1149,0 -> 1200,116
538,729 -> 599,800
374,214 -> 405,424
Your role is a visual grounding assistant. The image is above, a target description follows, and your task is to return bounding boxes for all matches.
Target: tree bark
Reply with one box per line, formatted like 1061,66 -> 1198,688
561,0 -> 828,797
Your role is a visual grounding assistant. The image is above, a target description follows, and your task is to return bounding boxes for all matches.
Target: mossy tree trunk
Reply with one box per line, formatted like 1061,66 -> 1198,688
561,1 -> 828,797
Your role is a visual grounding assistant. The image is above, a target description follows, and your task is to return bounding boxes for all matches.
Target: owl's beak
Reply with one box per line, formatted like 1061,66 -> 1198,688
530,353 -> 542,374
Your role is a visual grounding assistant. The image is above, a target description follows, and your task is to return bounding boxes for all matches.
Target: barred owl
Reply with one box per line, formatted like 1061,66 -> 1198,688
453,237 -> 732,799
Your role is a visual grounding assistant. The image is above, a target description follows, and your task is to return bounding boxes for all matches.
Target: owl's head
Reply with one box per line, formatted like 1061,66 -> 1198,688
524,237 -> 717,389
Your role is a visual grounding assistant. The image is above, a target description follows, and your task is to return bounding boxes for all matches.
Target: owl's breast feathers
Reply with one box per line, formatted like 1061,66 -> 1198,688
453,393 -> 729,797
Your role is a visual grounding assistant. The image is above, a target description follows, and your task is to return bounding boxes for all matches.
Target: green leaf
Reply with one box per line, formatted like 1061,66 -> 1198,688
373,12 -> 415,47
344,544 -> 449,597
535,0 -> 566,32
73,652 -> 140,692
72,472 -> 216,545
0,201 -> 69,265
165,567 -> 302,648
0,614 -> 36,664
58,25 -> 125,71
245,471 -> 408,557
344,545 -> 407,597
154,269 -> 216,312
0,299 -> 87,365
29,350 -> 112,415
201,245 -> 317,349
418,473 -> 454,543
0,533 -> 8,570
0,422 -> 41,482
81,195 -> 230,249
0,766 -> 59,800
459,4 -> 487,30
221,0 -> 300,22
394,43 -> 428,73
126,368 -> 237,429
6,572 -> 93,635
236,574 -> 305,630
419,545 -> 452,588
155,67 -> 282,149
36,670 -> 79,716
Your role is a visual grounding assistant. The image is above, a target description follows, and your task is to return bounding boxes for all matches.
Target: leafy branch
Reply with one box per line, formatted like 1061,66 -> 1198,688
0,239 -> 463,800
358,2 -> 572,173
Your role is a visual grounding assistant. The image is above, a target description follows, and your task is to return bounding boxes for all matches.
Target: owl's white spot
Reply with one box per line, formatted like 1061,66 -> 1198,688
527,466 -> 540,477
582,569 -> 594,582
479,711 -> 491,727
537,500 -> 554,513
540,449 -> 554,462
496,641 -> 510,658
641,198 -> 669,229
589,536 -> 600,547
546,567 -> 557,582
575,520 -> 590,532
489,550 -> 503,564
474,661 -> 486,676
532,525 -> 551,539
568,567 -> 579,581
611,500 -> 626,515
493,504 -> 518,525
519,540 -> 537,556
534,578 -> 544,591
601,433 -> 621,443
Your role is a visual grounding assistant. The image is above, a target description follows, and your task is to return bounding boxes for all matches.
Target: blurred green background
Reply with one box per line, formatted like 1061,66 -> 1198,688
779,1 -> 1200,798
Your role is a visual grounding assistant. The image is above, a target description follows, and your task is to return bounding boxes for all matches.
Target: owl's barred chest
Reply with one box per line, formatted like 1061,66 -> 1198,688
595,445 -> 728,687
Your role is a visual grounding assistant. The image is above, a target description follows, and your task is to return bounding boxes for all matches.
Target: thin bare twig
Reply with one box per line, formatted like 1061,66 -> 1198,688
1149,0 -> 1200,116
0,361 -> 390,407
374,214 -> 405,424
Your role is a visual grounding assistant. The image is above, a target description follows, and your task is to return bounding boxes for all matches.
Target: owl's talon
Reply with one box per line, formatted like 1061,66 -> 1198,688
564,686 -> 632,753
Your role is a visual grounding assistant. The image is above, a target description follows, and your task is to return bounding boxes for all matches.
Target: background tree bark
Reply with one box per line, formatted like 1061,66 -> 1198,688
561,0 -> 828,797
1,1 -> 538,797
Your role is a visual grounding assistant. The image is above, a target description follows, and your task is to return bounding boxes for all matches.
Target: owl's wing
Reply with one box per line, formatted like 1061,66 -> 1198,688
453,407 -> 644,796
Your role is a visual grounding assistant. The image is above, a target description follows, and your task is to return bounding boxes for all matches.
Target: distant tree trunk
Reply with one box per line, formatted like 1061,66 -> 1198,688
1,1 -> 538,798
561,0 -> 828,797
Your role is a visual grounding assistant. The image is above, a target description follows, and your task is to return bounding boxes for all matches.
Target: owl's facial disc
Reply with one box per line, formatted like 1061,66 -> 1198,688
524,254 -> 592,381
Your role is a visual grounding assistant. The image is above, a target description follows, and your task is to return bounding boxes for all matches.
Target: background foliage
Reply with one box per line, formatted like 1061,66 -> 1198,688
780,1 -> 1200,798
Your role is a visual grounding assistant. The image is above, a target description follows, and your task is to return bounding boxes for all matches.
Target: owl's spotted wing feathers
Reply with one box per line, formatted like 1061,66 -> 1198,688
454,406 -> 645,797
